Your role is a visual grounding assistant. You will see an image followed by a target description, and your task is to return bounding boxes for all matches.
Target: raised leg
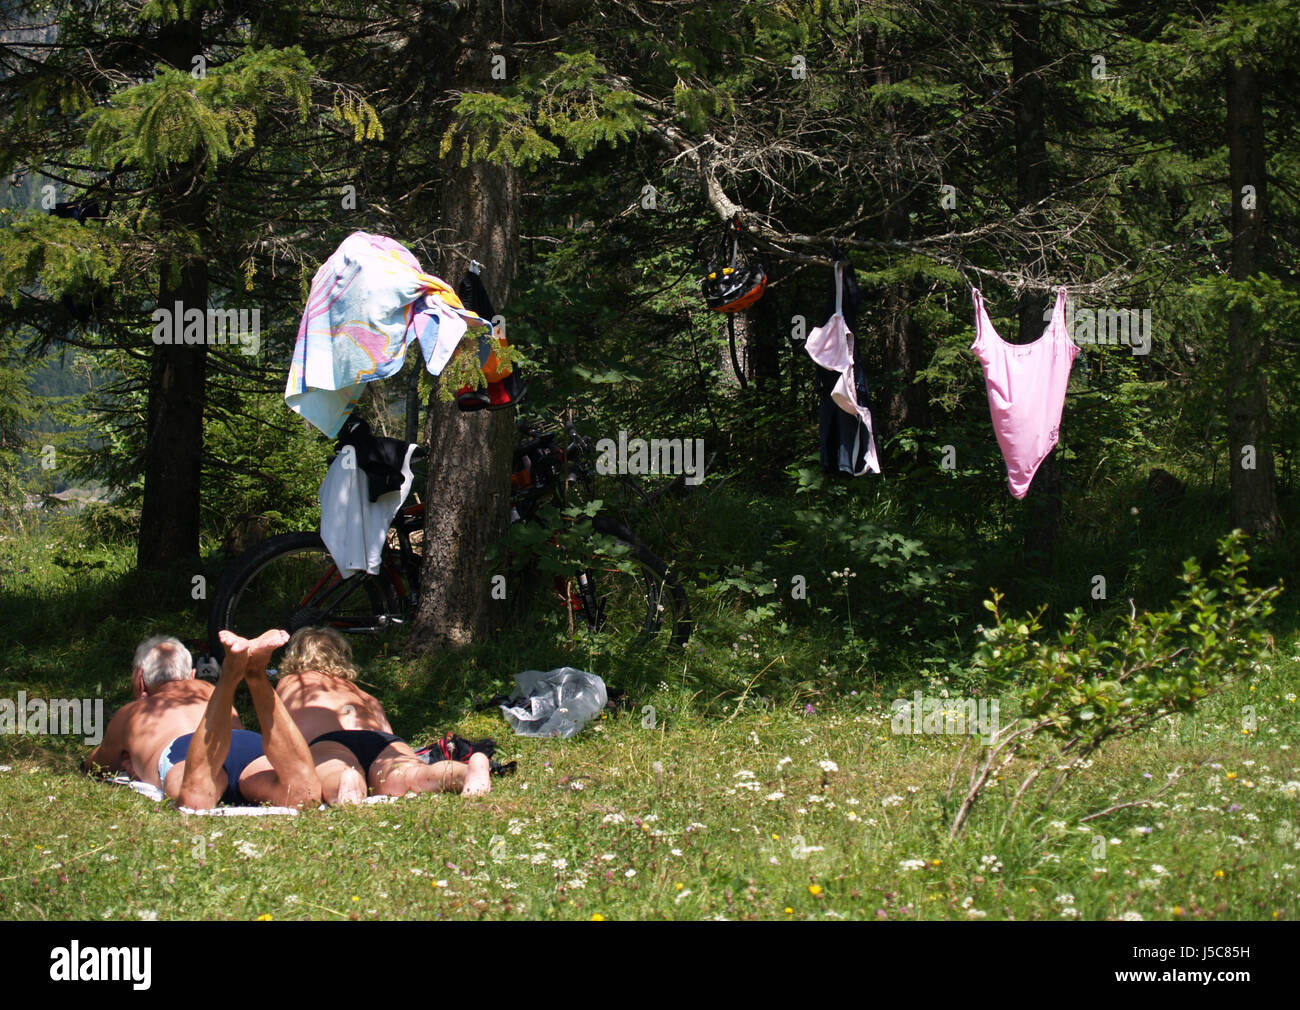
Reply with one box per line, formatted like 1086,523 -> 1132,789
225,629 -> 322,809
172,633 -> 244,809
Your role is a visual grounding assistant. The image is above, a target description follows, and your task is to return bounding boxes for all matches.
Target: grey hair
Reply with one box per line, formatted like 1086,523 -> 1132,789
133,635 -> 194,690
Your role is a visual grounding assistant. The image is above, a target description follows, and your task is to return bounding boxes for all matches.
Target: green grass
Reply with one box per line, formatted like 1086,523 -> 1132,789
2,515 -> 1298,921
1,676 -> 1297,921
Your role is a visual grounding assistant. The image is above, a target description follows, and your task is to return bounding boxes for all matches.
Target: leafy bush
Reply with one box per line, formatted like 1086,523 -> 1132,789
946,531 -> 1280,837
786,464 -> 974,637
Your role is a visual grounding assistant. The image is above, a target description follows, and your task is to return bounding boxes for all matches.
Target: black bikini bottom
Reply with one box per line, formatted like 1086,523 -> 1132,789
309,729 -> 405,775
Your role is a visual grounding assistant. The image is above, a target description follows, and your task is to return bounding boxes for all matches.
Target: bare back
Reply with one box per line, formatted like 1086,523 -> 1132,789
275,670 -> 392,742
90,680 -> 240,787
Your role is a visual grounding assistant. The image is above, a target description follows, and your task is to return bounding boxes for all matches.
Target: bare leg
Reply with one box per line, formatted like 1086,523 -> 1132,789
174,635 -> 245,809
310,740 -> 367,805
370,751 -> 491,798
223,629 -> 322,809
462,752 -> 491,796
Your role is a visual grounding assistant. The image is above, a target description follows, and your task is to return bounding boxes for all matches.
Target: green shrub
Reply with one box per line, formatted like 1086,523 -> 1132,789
947,530 -> 1280,837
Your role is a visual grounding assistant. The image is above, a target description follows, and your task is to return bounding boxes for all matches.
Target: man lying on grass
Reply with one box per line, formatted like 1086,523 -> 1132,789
274,626 -> 491,798
86,630 -> 366,809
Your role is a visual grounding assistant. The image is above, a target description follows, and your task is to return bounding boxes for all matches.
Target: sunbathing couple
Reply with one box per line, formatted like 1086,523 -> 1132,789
86,627 -> 490,809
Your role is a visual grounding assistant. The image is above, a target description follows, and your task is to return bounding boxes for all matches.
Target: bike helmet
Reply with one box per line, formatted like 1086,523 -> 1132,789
702,263 -> 767,312
701,219 -> 767,313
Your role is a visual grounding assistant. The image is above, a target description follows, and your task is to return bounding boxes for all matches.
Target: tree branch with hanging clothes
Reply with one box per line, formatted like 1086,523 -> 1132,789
637,106 -> 1130,297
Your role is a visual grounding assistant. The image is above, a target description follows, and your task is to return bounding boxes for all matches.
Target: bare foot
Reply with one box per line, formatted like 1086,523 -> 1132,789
217,630 -> 250,682
334,766 -> 366,805
244,628 -> 290,674
461,753 -> 491,797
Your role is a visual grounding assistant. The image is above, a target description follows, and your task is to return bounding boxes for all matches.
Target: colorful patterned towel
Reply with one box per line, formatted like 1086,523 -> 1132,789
285,232 -> 490,437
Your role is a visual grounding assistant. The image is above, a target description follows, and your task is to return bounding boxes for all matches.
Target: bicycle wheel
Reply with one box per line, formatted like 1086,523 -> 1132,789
208,532 -> 401,658
572,515 -> 691,649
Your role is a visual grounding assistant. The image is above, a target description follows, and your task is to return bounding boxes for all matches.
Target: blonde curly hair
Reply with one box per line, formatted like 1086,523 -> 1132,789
278,626 -> 360,681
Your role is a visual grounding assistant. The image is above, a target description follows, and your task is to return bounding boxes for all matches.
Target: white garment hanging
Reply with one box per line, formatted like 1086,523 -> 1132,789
318,443 -> 417,577
804,262 -> 881,475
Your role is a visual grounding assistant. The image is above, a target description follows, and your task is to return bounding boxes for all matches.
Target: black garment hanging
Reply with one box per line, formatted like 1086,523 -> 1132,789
454,262 -> 526,411
813,261 -> 879,476
456,261 -> 496,319
335,415 -> 422,503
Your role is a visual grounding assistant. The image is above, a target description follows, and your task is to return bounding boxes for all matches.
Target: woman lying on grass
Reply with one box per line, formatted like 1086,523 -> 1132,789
274,626 -> 491,798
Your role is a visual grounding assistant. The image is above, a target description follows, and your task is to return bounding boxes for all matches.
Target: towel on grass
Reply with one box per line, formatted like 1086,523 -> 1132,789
102,774 -> 400,816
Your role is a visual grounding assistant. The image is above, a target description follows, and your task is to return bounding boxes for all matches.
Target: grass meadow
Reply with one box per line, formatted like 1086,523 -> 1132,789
2,511 -> 1297,922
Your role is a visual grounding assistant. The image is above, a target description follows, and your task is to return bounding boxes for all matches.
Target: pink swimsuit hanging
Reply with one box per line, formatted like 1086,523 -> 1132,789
970,286 -> 1079,499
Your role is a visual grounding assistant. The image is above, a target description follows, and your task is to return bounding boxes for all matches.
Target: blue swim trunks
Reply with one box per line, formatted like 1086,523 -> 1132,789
156,729 -> 265,805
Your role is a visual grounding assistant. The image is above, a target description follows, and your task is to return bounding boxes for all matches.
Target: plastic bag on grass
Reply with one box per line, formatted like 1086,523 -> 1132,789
500,667 -> 607,739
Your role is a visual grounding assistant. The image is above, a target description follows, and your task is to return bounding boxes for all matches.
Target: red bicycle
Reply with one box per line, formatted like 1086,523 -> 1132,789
207,420 -> 691,655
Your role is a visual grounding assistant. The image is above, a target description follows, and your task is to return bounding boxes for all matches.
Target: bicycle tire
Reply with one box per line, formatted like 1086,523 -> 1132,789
589,515 -> 692,648
208,532 -> 401,659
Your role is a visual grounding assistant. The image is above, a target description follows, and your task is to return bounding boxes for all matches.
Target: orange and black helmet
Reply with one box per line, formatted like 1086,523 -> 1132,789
702,263 -> 767,312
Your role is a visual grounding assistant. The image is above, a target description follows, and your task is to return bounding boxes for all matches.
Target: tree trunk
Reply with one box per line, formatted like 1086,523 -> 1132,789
879,283 -> 929,443
137,15 -> 207,571
718,311 -> 749,390
1225,57 -> 1279,538
408,158 -> 521,648
747,277 -> 782,389
138,261 -> 208,571
402,362 -> 421,444
1011,1 -> 1061,574
872,29 -> 930,446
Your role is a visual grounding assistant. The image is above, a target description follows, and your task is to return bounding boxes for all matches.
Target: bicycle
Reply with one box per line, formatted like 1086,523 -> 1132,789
207,418 -> 691,657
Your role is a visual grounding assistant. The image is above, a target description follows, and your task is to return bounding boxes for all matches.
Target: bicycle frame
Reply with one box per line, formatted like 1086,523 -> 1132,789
316,424 -> 656,636
212,417 -> 687,657
288,525 -> 416,633
386,503 -> 427,609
